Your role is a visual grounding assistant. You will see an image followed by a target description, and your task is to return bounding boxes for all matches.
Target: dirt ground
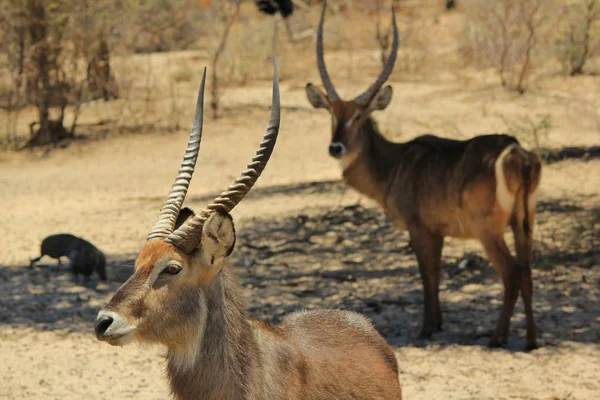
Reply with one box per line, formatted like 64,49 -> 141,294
1,7 -> 600,400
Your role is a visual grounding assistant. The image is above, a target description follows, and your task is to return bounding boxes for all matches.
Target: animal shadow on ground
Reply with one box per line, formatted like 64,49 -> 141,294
233,199 -> 599,350
1,192 -> 598,350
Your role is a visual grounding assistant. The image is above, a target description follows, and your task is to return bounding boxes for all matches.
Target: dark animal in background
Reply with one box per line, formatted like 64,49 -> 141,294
67,239 -> 107,281
30,234 -> 107,281
255,0 -> 294,18
30,233 -> 77,268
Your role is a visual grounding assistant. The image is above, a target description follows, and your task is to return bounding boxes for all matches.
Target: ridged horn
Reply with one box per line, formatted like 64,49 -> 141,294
353,6 -> 399,106
316,0 -> 340,102
166,60 -> 281,254
147,68 -> 207,241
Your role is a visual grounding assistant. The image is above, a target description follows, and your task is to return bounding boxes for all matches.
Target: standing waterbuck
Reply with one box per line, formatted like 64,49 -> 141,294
94,64 -> 402,400
305,2 -> 542,350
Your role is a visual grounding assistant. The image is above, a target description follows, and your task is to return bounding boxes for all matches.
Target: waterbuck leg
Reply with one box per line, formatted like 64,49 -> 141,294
409,227 -> 444,338
480,235 -> 520,347
511,216 -> 537,351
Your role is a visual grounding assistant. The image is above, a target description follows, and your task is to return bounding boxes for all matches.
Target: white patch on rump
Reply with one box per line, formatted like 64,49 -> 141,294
494,144 -> 518,213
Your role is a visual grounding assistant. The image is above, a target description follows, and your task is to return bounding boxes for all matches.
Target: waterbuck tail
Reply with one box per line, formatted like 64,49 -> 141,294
522,162 -> 532,237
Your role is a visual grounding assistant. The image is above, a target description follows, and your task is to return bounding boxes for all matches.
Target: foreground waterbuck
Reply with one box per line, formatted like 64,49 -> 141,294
30,233 -> 107,281
305,2 -> 542,350
94,65 -> 402,400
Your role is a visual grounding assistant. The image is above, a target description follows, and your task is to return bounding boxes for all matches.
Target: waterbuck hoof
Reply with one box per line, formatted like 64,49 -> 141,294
418,330 -> 434,340
524,342 -> 538,352
487,337 -> 506,348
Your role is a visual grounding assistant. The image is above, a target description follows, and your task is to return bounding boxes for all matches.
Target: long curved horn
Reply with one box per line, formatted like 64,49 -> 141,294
147,68 -> 207,241
316,0 -> 340,102
166,61 -> 281,254
353,7 -> 399,106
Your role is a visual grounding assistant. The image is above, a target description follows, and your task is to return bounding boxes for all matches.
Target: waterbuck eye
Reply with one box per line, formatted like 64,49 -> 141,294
161,264 -> 182,275
354,113 -> 361,121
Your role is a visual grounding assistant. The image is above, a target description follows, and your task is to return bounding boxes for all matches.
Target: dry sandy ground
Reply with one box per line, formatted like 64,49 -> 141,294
1,15 -> 600,399
1,78 -> 598,399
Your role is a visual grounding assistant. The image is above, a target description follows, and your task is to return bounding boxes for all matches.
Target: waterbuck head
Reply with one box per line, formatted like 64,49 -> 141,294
305,1 -> 398,164
94,64 -> 280,353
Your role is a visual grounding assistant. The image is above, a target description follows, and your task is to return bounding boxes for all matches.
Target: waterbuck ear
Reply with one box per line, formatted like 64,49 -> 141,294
370,85 -> 393,111
200,212 -> 236,271
174,207 -> 195,230
305,83 -> 330,109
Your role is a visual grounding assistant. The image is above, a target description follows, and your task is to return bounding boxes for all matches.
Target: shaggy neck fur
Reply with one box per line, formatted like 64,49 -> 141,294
343,117 -> 404,206
166,267 -> 256,400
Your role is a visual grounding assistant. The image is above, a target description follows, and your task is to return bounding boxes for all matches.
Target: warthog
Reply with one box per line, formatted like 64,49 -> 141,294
30,234 -> 107,281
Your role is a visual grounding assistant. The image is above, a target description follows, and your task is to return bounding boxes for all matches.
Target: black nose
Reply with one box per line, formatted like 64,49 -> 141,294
95,315 -> 113,336
329,142 -> 345,157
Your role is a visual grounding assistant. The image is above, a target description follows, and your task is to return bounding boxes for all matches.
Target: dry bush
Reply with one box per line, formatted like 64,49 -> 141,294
370,0 -> 428,73
0,0 -> 125,149
292,2 -> 431,83
104,51 -> 194,134
0,1 -> 80,148
119,0 -> 208,53
497,113 -> 552,153
207,1 -> 315,116
461,0 -> 555,92
0,0 -> 443,148
171,61 -> 194,83
209,0 -> 242,119
225,18 -> 275,84
554,0 -> 600,75
358,1 -> 432,78
211,1 -> 314,84
393,15 -> 430,76
0,0 -> 208,147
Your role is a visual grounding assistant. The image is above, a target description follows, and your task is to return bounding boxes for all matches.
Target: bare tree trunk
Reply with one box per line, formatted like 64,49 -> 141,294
16,24 -> 26,91
70,81 -> 85,136
87,35 -> 118,100
211,1 -> 241,120
570,0 -> 597,75
28,0 -> 52,143
490,4 -> 511,88
21,0 -> 73,149
516,0 -> 542,94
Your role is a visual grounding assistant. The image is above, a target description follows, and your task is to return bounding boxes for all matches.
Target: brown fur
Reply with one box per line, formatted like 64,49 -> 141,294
306,82 -> 542,350
97,213 -> 402,400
